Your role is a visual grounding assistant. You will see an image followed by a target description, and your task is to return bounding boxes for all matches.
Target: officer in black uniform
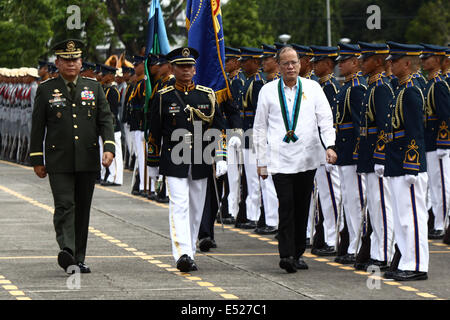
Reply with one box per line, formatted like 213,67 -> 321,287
420,44 -> 450,240
29,39 -> 115,274
383,42 -> 429,281
334,43 -> 367,264
147,47 -> 228,272
101,64 -> 123,186
354,42 -> 395,271
309,45 -> 341,256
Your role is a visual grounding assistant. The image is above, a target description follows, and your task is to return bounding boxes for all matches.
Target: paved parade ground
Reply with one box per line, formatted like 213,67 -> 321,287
0,159 -> 448,304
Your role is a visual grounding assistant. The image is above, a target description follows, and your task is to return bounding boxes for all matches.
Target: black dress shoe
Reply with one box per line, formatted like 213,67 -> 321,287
305,238 -> 312,248
254,225 -> 278,235
199,237 -> 214,252
156,195 -> 169,203
58,248 -> 76,272
147,192 -> 158,200
389,270 -> 428,281
101,180 -> 113,186
236,220 -> 257,229
335,253 -> 355,264
279,257 -> 297,273
428,229 -> 444,240
294,257 -> 309,270
365,259 -> 389,271
77,262 -> 91,274
311,245 -> 337,256
220,216 -> 236,225
131,189 -> 141,196
190,260 -> 198,271
176,254 -> 192,272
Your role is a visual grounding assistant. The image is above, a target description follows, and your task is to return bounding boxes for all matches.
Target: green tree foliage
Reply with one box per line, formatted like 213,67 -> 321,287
222,0 -> 274,48
51,0 -> 112,62
0,0 -> 53,67
405,0 -> 449,45
256,0 -> 343,46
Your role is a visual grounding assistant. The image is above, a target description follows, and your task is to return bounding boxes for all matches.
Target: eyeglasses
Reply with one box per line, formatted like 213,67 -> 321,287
280,60 -> 300,67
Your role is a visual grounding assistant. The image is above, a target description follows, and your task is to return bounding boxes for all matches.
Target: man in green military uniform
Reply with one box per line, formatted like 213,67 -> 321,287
29,39 -> 115,274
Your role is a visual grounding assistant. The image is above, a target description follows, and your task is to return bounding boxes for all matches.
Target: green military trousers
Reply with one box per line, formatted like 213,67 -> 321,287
48,172 -> 97,263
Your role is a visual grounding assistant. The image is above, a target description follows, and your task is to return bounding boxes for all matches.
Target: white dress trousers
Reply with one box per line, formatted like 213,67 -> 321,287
337,165 -> 366,254
426,151 -> 450,231
106,131 -> 124,185
387,173 -> 429,272
166,167 -> 207,261
315,165 -> 342,246
365,173 -> 394,262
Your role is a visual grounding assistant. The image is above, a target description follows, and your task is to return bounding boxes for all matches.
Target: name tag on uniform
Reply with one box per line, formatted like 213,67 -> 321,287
81,90 -> 95,100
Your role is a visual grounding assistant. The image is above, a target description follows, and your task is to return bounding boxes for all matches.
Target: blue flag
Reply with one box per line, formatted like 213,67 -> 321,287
144,0 -> 170,116
186,0 -> 231,103
145,0 -> 170,56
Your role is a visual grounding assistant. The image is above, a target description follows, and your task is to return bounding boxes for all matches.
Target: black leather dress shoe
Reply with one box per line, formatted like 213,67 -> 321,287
156,195 -> 169,203
305,238 -> 312,248
335,253 -> 355,264
294,257 -> 309,270
220,217 -> 236,225
199,237 -> 214,252
254,225 -> 278,235
311,245 -> 337,256
131,189 -> 141,196
236,220 -> 257,229
365,259 -> 389,271
57,248 -> 76,272
176,254 -> 192,272
389,270 -> 428,281
279,257 -> 297,273
77,262 -> 91,274
190,260 -> 198,271
428,229 -> 444,240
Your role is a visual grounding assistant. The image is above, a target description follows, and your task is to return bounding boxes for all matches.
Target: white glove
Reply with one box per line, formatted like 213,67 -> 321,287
405,174 -> 417,185
215,160 -> 227,178
228,136 -> 241,149
436,149 -> 450,159
148,167 -> 159,180
325,163 -> 335,172
374,164 -> 385,177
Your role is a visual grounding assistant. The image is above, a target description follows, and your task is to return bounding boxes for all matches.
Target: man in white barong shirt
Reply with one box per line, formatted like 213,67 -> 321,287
254,46 -> 337,273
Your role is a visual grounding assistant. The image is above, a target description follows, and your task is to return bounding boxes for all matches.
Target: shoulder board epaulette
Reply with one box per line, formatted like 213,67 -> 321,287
158,85 -> 175,95
82,76 -> 98,81
39,77 -> 56,85
196,85 -> 214,94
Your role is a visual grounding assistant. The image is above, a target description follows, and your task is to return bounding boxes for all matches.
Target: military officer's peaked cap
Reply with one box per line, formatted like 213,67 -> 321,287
81,61 -> 96,72
310,45 -> 338,62
419,43 -> 447,59
52,39 -> 84,59
38,60 -> 48,69
100,64 -> 117,75
357,42 -> 389,59
261,44 -> 277,58
166,47 -> 199,65
121,66 -> 134,74
47,63 -> 57,74
147,53 -> 159,66
238,47 -> 263,61
132,55 -> 146,66
291,44 -> 313,57
225,46 -> 240,59
274,42 -> 285,50
386,42 -> 423,61
157,54 -> 169,65
336,43 -> 361,61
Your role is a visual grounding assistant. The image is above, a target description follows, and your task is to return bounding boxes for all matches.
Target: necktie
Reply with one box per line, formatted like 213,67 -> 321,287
68,82 -> 76,100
